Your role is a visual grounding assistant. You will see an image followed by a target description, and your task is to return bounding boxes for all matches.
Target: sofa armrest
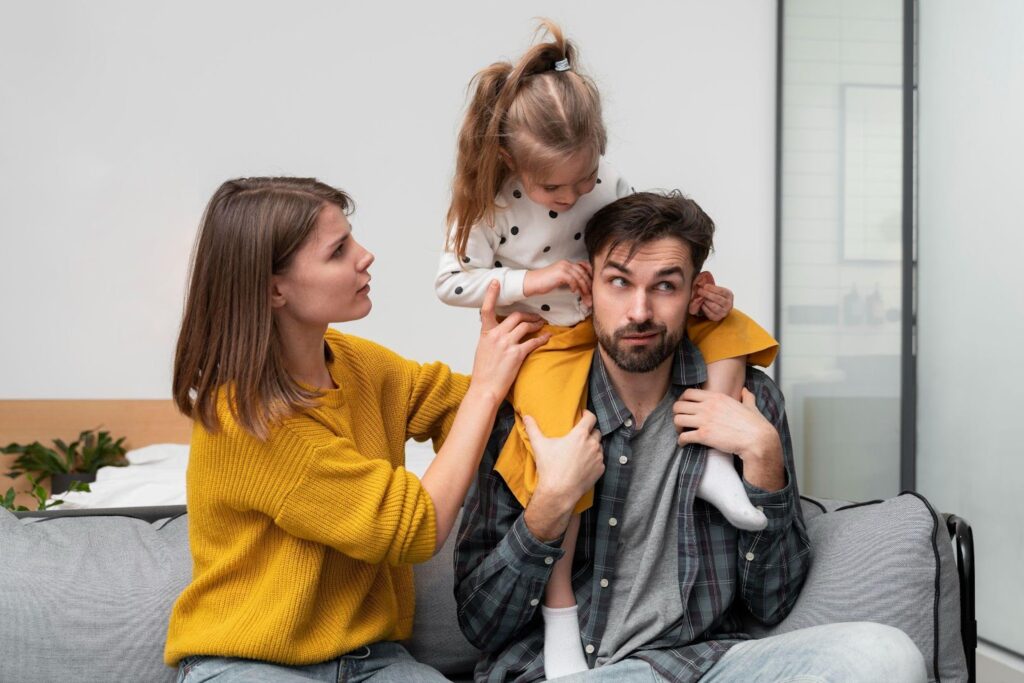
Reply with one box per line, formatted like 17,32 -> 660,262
945,513 -> 976,683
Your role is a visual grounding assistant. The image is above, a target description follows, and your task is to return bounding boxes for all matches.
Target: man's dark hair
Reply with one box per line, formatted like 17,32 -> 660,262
584,190 -> 715,274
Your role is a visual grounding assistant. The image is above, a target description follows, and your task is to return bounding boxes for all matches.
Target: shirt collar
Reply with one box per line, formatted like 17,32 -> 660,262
588,336 -> 708,436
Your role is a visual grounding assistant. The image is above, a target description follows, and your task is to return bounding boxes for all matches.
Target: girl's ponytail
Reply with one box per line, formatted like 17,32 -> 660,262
447,20 -> 605,259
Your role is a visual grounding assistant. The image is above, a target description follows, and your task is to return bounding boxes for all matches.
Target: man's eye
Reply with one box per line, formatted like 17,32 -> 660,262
656,282 -> 676,291
610,277 -> 627,287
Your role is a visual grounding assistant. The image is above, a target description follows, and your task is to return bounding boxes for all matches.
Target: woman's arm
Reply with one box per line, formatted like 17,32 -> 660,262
419,281 -> 548,551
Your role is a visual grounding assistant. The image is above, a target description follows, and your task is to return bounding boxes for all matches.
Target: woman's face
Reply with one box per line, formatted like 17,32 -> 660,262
271,203 -> 375,328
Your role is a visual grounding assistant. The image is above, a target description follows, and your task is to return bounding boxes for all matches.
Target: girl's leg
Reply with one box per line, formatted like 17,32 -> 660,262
696,358 -> 767,531
542,513 -> 589,679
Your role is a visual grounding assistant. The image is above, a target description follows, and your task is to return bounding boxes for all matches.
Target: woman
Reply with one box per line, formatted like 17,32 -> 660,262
165,177 -> 548,682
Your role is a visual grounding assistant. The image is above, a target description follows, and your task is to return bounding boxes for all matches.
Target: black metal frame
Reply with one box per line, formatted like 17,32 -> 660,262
946,514 -> 977,682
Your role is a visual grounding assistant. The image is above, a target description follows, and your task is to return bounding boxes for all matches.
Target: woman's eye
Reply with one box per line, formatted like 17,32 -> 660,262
333,244 -> 345,257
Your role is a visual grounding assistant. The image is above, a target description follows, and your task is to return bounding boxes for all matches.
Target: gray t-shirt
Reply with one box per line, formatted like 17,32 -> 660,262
597,389 -> 687,665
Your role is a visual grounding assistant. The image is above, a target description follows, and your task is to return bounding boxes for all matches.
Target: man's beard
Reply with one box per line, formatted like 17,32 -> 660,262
594,317 -> 686,374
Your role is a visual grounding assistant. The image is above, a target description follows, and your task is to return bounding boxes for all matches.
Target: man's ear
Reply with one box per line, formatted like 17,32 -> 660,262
688,271 -> 713,315
270,276 -> 287,309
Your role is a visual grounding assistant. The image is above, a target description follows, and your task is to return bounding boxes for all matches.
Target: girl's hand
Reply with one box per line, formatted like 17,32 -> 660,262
523,260 -> 593,304
689,271 -> 734,321
469,281 -> 550,403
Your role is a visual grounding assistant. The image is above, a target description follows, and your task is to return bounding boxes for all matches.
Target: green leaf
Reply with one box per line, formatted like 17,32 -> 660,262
67,480 -> 91,493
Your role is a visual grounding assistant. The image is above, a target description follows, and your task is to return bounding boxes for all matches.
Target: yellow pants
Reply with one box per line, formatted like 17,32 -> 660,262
493,309 -> 778,513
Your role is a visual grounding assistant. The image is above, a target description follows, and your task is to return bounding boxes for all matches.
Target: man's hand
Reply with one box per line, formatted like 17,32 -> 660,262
673,388 -> 785,491
522,411 -> 605,541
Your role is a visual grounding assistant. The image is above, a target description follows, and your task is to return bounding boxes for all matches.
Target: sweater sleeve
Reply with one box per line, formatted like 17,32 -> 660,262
435,223 -> 528,308
274,434 -> 437,566
403,357 -> 471,450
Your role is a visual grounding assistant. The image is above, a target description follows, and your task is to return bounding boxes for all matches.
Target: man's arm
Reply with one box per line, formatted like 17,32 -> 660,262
453,406 -> 565,652
735,373 -> 811,625
675,371 -> 812,625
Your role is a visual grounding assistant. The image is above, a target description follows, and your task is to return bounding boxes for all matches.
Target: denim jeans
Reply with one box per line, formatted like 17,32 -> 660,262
552,622 -> 927,682
175,641 -> 450,683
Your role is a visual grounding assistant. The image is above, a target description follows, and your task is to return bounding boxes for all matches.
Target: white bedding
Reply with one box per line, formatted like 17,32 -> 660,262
52,440 -> 438,509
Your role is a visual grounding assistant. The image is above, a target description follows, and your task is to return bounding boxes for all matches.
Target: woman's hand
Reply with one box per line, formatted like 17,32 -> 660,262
469,280 -> 549,403
523,260 -> 593,305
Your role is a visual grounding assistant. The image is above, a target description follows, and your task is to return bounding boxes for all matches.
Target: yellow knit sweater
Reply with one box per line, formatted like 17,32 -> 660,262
164,330 -> 469,666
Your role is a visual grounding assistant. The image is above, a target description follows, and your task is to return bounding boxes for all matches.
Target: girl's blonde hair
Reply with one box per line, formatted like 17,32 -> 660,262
173,177 -> 353,440
446,20 -> 607,259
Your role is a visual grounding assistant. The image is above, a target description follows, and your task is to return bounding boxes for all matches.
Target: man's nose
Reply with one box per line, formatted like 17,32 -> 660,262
626,290 -> 652,322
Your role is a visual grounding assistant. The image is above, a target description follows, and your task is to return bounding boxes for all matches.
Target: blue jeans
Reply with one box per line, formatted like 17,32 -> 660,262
553,622 -> 927,682
175,641 -> 450,683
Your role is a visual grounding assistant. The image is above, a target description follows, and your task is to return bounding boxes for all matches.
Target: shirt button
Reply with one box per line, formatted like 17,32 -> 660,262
600,578 -> 609,588
585,644 -> 595,654
544,556 -> 554,565
619,455 -> 628,465
623,418 -> 633,428
530,598 -> 539,606
608,517 -> 618,527
745,551 -> 755,561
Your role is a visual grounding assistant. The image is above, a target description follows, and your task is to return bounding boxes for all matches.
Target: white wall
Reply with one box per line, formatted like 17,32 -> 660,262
0,1 -> 777,398
917,0 -> 1024,656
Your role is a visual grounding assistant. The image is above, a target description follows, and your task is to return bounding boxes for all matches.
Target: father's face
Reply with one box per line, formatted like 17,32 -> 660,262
591,237 -> 696,373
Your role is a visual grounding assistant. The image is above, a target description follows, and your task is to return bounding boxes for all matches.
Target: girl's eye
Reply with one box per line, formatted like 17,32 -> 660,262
543,186 -> 559,192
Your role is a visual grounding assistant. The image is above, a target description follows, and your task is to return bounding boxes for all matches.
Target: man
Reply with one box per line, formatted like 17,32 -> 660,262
454,191 -> 927,682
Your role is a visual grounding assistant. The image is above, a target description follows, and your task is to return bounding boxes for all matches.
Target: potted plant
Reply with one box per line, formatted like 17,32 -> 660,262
3,428 -> 129,494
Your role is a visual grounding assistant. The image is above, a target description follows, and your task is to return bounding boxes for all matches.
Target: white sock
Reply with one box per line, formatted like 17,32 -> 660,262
542,604 -> 589,679
697,449 -> 768,531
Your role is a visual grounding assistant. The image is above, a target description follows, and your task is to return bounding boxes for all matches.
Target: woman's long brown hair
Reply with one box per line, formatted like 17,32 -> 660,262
446,19 -> 607,259
173,177 -> 353,440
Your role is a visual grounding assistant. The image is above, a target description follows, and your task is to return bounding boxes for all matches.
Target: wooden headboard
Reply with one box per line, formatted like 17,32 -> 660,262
0,400 -> 192,506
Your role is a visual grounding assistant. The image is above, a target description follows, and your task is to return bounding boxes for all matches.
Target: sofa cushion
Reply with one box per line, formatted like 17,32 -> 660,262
751,493 -> 967,683
0,508 -> 190,683
407,509 -> 481,678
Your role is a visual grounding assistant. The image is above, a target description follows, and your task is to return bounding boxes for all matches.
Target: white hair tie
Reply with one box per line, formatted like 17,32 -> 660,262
554,58 -> 570,72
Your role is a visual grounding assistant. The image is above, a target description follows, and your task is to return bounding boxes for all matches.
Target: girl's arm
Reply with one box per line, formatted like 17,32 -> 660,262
436,225 -> 530,308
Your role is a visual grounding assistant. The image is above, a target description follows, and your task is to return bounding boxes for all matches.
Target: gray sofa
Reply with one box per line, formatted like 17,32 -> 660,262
1,493 -> 973,682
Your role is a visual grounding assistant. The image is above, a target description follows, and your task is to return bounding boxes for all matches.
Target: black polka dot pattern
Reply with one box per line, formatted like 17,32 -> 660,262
597,178 -> 602,184
543,246 -> 551,253
513,189 -> 522,198
455,287 -> 464,295
495,261 -> 502,268
549,210 -> 558,219
500,236 -> 507,244
450,270 -> 459,275
574,232 -> 582,240
541,305 -> 551,312
462,256 -> 470,263
511,226 -> 519,235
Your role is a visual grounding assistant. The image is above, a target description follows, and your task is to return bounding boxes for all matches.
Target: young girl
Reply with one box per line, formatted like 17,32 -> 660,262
435,22 -> 778,679
165,177 -> 548,682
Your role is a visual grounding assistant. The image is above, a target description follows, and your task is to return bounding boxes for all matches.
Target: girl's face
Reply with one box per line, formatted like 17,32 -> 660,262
518,150 -> 599,213
271,203 -> 375,329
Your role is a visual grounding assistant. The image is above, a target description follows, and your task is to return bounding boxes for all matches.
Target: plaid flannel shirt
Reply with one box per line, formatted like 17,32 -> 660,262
453,338 -> 812,683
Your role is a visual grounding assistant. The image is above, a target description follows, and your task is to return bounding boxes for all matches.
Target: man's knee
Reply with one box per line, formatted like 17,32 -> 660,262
838,622 -> 927,682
